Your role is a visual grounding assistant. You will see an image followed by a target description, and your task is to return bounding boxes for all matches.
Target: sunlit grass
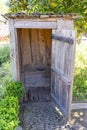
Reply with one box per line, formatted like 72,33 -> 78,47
73,42 -> 87,102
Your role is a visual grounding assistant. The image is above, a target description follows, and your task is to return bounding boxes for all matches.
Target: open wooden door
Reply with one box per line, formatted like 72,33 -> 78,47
51,20 -> 76,118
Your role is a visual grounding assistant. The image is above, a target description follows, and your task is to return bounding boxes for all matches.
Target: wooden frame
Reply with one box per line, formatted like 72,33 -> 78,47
9,19 -> 20,81
8,17 -> 87,119
14,21 -> 57,29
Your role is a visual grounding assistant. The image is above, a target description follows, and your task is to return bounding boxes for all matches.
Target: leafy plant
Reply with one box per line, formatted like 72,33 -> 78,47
0,46 -> 10,65
9,0 -> 87,33
0,45 -> 23,130
0,96 -> 19,130
6,81 -> 24,100
73,43 -> 87,102
0,62 -> 11,100
0,45 -> 11,100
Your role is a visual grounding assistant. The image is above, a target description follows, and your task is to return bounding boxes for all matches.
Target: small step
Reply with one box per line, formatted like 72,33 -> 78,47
25,86 -> 51,102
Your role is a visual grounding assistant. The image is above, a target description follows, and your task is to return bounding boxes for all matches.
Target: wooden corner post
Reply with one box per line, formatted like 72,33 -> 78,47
9,19 -> 20,81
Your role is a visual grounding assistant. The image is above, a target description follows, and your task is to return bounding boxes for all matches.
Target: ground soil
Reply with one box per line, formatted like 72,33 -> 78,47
19,101 -> 87,130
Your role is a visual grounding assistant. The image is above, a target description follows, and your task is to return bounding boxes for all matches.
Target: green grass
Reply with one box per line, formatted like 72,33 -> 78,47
0,62 -> 11,100
0,45 -> 10,65
73,42 -> 87,102
0,45 -> 11,100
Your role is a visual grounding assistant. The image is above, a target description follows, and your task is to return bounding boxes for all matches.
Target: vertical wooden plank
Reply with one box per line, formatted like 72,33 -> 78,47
15,28 -> 21,80
9,19 -> 20,81
57,75 -> 62,104
31,29 -> 40,66
68,30 -> 77,117
45,29 -> 52,66
20,29 -> 32,66
17,28 -> 22,71
51,29 -> 56,67
51,70 -> 55,95
39,29 -> 46,65
20,29 -> 25,65
51,19 -> 76,118
26,29 -> 32,65
19,29 -> 52,67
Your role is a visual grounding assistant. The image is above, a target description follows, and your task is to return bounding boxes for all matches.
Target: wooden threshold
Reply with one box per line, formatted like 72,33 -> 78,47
71,103 -> 87,110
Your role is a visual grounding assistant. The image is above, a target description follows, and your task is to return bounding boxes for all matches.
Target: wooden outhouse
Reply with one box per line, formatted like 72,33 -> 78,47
8,14 -> 77,118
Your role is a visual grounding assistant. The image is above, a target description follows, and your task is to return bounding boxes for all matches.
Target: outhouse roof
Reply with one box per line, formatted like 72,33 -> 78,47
4,12 -> 81,20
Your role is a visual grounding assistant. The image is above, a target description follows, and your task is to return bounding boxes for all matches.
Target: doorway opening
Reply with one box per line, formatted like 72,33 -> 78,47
17,28 -> 52,102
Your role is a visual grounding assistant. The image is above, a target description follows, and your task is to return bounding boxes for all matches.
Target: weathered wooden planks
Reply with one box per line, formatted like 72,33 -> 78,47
18,28 -> 52,102
28,87 -> 51,102
23,68 -> 51,102
39,29 -> 46,65
45,29 -> 52,66
51,19 -> 76,118
71,103 -> 87,110
31,29 -> 40,65
18,28 -> 52,68
14,21 -> 57,29
52,30 -> 76,79
51,70 -> 71,115
51,66 -> 71,85
9,18 -> 77,117
25,68 -> 51,89
19,29 -> 32,66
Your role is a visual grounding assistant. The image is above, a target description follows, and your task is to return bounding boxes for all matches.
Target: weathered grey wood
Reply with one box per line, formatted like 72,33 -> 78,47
51,20 -> 76,118
19,29 -> 32,66
39,29 -> 46,65
45,29 -> 52,65
8,18 -> 77,118
38,87 -> 51,101
71,103 -> 87,110
51,66 -> 71,85
14,21 -> 57,29
51,93 -> 67,116
28,87 -> 51,102
57,19 -> 74,30
31,29 -> 40,65
51,70 -> 71,116
18,29 -> 51,68
21,66 -> 51,102
9,19 -> 20,80
52,34 -> 74,44
24,69 -> 51,89
68,30 -> 77,118
51,29 -> 56,67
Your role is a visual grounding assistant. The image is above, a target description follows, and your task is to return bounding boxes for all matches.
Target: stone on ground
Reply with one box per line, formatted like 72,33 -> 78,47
17,126 -> 23,130
22,102 -> 73,130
